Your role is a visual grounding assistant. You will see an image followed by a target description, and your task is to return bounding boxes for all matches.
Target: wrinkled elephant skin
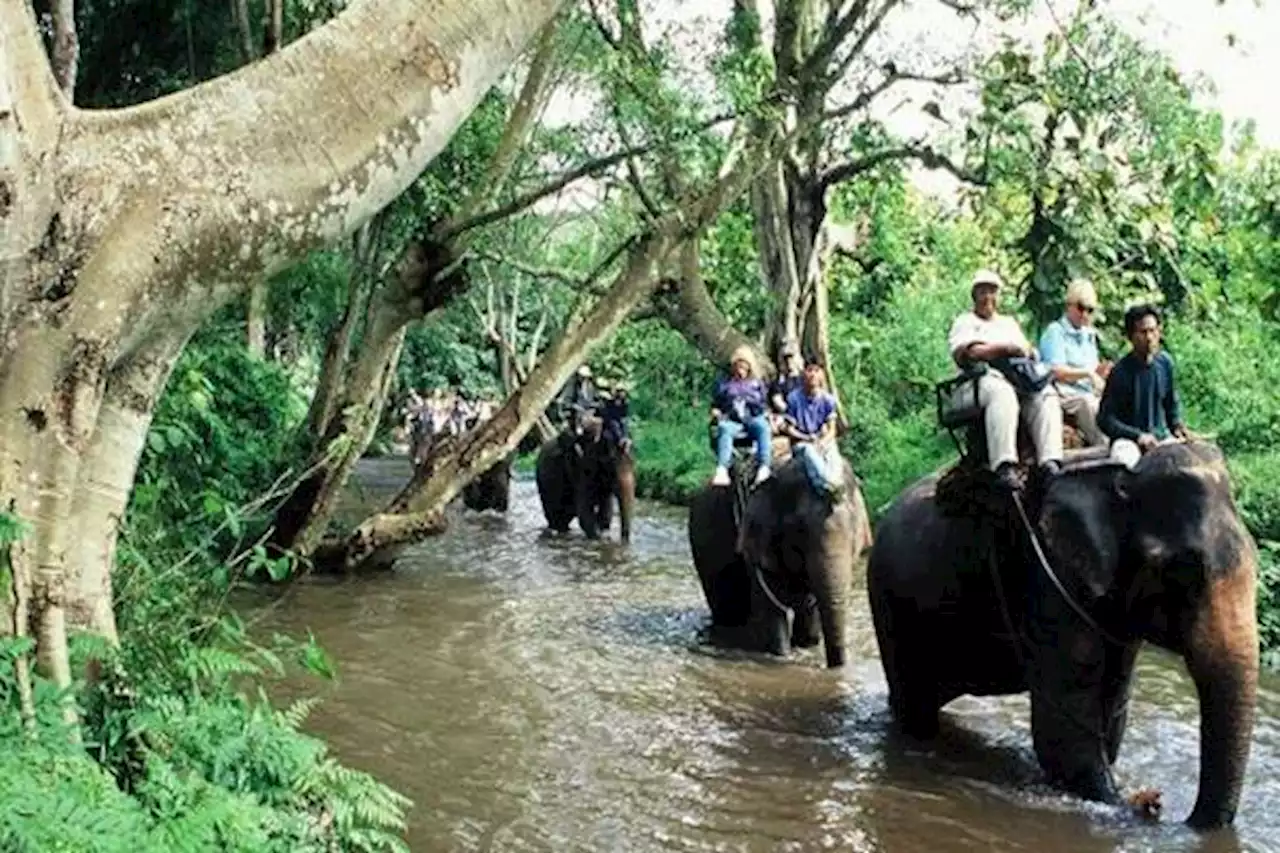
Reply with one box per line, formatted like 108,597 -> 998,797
688,456 -> 871,668
867,442 -> 1259,829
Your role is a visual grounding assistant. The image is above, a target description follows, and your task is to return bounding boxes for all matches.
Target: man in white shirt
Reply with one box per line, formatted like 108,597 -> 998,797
947,269 -> 1064,489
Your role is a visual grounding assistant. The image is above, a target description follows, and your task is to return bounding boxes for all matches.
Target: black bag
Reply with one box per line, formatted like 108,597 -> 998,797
991,356 -> 1052,395
936,365 -> 987,429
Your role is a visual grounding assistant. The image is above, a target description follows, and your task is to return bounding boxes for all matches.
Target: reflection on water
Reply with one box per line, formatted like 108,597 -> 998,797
255,459 -> 1280,852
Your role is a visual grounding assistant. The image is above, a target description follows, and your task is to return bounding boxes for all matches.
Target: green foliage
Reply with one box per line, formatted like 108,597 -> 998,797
966,11 -> 1221,322
126,332 -> 308,562
0,325 -> 410,851
0,633 -> 407,853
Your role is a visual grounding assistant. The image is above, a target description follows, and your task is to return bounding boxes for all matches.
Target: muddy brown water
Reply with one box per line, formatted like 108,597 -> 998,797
253,458 -> 1280,853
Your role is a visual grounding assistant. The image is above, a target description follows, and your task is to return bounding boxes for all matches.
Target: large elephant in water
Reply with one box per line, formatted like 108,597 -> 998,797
535,418 -> 635,542
462,455 -> 512,513
867,442 -> 1259,829
688,455 -> 873,668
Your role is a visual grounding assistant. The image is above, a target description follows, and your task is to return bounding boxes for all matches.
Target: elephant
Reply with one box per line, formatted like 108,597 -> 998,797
866,441 -> 1259,830
535,417 -> 636,542
688,453 -> 873,668
462,454 -> 512,513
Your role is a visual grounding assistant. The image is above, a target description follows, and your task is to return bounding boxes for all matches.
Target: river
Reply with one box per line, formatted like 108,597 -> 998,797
255,458 -> 1280,853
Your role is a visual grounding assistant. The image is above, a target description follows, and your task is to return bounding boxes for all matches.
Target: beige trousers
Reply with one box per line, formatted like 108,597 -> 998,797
975,373 -> 1064,470
1059,391 -> 1108,447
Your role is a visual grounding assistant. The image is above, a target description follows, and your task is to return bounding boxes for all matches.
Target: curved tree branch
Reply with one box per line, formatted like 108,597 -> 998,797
442,110 -> 739,240
819,142 -> 985,190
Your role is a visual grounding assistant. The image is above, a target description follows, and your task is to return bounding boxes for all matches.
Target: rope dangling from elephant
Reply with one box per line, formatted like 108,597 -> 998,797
1009,491 -> 1130,649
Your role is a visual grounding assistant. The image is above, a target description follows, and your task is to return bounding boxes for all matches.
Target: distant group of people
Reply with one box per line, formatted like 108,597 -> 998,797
402,387 -> 498,464
945,268 -> 1185,490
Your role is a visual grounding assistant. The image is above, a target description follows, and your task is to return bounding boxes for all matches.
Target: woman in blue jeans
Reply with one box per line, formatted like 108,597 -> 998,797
709,346 -> 772,486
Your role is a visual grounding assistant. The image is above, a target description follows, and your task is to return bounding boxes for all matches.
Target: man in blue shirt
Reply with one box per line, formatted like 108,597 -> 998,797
1099,303 -> 1188,466
1038,279 -> 1110,446
710,346 -> 772,486
782,363 -> 843,499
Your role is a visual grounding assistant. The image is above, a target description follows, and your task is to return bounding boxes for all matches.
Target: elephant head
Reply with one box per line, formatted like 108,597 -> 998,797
1036,441 -> 1258,829
738,458 -> 868,668
565,415 -> 634,542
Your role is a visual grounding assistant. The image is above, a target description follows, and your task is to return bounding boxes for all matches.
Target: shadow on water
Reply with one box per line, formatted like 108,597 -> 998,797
254,458 -> 1280,853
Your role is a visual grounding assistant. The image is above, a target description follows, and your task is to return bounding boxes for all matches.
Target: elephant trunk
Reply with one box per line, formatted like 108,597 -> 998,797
616,455 -> 636,544
810,511 -> 854,668
1183,568 -> 1259,830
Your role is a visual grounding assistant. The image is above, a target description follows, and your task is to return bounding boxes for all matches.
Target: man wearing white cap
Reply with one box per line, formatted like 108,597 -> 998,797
947,269 -> 1064,489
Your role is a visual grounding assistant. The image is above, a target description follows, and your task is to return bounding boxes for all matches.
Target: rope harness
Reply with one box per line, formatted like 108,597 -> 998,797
985,489 -> 1132,745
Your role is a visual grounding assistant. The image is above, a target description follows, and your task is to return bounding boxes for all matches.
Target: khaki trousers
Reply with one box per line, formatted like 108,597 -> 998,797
1059,391 -> 1108,447
975,373 -> 1064,470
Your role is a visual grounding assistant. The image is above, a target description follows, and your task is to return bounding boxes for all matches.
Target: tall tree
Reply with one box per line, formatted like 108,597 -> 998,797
962,4 -> 1221,322
1,0 -> 566,691
591,0 -> 989,425
267,21 -> 566,556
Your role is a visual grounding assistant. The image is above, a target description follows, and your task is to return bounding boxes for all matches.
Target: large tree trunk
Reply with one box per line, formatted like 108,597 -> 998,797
658,239 -> 760,370
271,239 -> 452,555
63,330 -> 189,643
0,0 -> 566,689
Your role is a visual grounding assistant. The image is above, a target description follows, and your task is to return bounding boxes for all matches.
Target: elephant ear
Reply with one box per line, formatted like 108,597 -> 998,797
1038,468 -> 1127,601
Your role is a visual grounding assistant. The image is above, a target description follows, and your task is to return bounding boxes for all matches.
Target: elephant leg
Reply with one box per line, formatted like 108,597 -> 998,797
1105,703 -> 1129,767
791,594 -> 821,648
751,568 -> 793,657
596,487 -> 614,534
616,457 -> 636,543
576,483 -> 600,539
1031,690 -> 1120,803
871,586 -> 941,738
1027,616 -> 1136,804
1102,644 -> 1138,765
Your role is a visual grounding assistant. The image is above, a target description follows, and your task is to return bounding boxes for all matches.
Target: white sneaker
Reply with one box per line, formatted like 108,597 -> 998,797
711,467 -> 730,486
754,465 -> 772,485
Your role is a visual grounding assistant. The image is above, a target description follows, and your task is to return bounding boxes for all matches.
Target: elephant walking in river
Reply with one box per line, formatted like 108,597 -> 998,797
462,455 -> 512,513
867,442 -> 1259,829
535,418 -> 636,542
688,455 -> 873,668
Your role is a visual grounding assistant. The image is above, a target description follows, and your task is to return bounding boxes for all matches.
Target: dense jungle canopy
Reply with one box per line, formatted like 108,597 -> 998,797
3,0 -> 1280,846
